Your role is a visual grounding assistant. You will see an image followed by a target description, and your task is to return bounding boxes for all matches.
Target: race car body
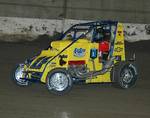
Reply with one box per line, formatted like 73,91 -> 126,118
13,21 -> 138,95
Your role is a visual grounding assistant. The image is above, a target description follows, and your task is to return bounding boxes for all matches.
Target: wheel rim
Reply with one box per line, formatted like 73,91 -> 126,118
120,65 -> 136,88
121,68 -> 133,83
49,73 -> 69,91
15,66 -> 28,86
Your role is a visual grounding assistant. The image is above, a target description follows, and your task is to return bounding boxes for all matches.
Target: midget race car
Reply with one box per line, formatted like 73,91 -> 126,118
12,21 -> 138,95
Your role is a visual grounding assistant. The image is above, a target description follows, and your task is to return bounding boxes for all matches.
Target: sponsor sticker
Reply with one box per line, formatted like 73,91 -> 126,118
74,48 -> 86,57
115,41 -> 124,45
114,47 -> 123,52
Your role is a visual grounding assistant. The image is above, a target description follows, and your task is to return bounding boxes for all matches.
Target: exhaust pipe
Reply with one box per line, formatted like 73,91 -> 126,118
75,57 -> 116,79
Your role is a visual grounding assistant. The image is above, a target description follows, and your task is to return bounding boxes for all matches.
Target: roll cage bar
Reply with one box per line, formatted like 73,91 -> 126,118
60,21 -> 118,41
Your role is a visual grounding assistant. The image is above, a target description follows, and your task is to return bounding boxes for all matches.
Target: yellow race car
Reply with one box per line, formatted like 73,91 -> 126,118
12,21 -> 138,95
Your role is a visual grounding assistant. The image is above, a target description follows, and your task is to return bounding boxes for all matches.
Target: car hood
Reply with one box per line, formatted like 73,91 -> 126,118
51,39 -> 72,49
51,39 -> 89,49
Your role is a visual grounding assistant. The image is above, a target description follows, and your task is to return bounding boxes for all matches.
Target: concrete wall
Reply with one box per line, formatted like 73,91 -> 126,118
0,0 -> 150,23
0,17 -> 150,42
0,0 -> 150,42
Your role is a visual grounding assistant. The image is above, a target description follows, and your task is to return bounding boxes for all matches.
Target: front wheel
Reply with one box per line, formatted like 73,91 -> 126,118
46,68 -> 73,95
12,64 -> 30,86
112,61 -> 138,89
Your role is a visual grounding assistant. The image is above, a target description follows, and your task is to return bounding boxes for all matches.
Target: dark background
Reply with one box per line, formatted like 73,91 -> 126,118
0,0 -> 149,23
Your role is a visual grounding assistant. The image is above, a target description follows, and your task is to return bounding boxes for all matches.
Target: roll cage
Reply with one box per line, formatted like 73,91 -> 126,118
60,21 -> 118,43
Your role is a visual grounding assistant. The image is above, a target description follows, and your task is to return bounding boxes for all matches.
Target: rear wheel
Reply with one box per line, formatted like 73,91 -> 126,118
46,68 -> 73,95
112,61 -> 138,89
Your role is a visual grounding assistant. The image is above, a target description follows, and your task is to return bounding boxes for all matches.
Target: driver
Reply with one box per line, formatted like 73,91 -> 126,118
99,30 -> 111,62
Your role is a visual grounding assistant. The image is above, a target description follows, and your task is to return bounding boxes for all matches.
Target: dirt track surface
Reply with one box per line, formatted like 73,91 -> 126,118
0,40 -> 150,118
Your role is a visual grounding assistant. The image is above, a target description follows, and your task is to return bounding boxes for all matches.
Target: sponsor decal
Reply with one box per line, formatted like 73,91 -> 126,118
118,31 -> 122,33
74,48 -> 86,57
115,41 -> 124,45
51,62 -> 56,65
49,62 -> 56,67
49,65 -> 56,68
114,47 -> 123,52
90,48 -> 97,59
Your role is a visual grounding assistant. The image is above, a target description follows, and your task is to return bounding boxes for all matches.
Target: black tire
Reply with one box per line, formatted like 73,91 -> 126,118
111,61 -> 138,89
12,64 -> 30,87
46,68 -> 73,95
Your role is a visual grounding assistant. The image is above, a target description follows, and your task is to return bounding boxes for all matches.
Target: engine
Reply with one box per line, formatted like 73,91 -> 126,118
68,64 -> 89,79
68,57 -> 116,80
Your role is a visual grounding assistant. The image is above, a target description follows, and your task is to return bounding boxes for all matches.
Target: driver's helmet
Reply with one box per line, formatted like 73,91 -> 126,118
103,30 -> 111,41
93,28 -> 104,42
